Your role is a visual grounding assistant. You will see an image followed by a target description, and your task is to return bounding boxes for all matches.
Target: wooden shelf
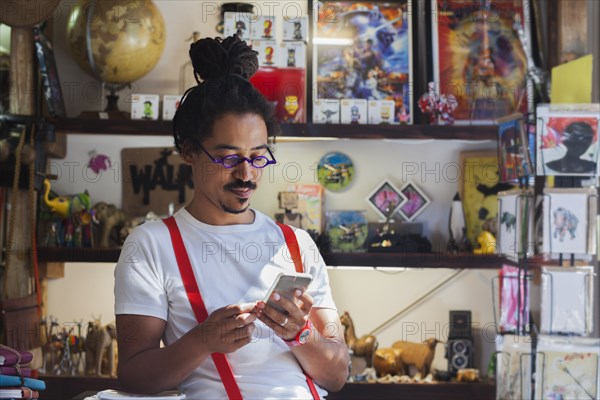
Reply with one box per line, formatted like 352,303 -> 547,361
326,381 -> 495,400
38,247 -> 515,269
61,379 -> 495,400
52,118 -> 498,140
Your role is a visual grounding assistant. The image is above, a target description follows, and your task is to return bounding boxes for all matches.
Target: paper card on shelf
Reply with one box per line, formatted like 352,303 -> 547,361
250,15 -> 276,40
540,266 -> 594,335
282,15 -> 308,41
97,389 -> 186,400
551,54 -> 593,104
285,184 -> 325,234
162,95 -> 182,121
279,41 -> 306,68
340,99 -> 367,124
313,99 -> 340,124
253,40 -> 278,67
368,100 -> 396,124
223,12 -> 253,42
130,94 -> 159,120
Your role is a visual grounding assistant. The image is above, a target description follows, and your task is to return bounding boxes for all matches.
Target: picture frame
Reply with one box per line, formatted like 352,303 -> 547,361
366,179 -> 406,222
496,113 -> 534,184
398,181 -> 430,222
535,104 -> 600,176
542,187 -> 596,256
459,151 -> 513,244
431,0 -> 529,124
325,210 -> 369,253
312,1 -> 413,124
497,189 -> 534,260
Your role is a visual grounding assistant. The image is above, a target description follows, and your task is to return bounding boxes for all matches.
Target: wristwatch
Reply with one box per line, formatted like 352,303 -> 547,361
284,319 -> 313,347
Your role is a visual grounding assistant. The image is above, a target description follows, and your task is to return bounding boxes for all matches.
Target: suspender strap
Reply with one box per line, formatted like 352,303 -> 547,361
163,217 -> 243,400
276,222 -> 321,400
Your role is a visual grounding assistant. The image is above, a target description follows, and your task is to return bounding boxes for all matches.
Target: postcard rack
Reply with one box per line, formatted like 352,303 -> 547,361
491,272 -> 534,336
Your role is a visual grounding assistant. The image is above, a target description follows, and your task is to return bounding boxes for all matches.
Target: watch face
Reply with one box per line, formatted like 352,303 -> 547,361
298,328 -> 311,344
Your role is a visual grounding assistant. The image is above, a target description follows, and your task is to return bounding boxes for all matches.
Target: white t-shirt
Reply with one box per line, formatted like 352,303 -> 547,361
114,208 -> 337,399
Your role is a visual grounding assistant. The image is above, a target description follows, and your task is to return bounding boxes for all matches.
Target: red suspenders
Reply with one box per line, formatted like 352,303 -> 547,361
163,217 -> 320,400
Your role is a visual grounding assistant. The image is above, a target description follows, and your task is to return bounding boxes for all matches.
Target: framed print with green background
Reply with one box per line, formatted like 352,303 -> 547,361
326,210 -> 368,252
317,151 -> 355,191
460,151 -> 513,244
312,1 -> 413,124
431,0 -> 529,123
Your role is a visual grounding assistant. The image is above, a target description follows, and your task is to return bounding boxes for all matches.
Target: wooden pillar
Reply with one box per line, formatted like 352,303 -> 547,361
4,27 -> 36,299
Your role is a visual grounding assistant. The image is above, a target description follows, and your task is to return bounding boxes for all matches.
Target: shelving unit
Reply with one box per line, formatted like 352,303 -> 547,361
38,247 -> 556,269
52,118 -> 498,140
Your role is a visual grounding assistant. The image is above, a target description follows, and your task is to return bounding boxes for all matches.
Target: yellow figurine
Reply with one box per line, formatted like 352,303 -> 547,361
473,230 -> 497,254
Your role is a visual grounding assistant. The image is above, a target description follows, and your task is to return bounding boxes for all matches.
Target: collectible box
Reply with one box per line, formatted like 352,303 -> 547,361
279,41 -> 306,68
368,100 -> 396,124
282,15 -> 308,41
250,15 -> 276,40
224,12 -> 253,41
253,40 -> 278,67
313,99 -> 340,124
130,94 -> 159,120
340,99 -> 367,124
162,95 -> 182,121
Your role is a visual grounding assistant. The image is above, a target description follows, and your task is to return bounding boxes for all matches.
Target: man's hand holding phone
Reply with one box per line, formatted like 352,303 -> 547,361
255,272 -> 314,342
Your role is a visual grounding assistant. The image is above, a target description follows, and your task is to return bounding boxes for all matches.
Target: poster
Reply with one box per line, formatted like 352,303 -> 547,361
313,1 -> 413,124
432,0 -> 528,123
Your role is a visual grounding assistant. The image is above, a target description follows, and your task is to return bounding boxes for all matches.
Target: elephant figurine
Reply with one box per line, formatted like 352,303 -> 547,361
91,202 -> 129,248
84,321 -> 116,377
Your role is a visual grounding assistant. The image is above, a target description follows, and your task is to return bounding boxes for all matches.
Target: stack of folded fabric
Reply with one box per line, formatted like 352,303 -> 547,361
0,345 -> 46,399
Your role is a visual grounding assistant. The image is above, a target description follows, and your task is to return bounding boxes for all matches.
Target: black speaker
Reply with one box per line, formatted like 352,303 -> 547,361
446,339 -> 474,372
449,310 -> 472,339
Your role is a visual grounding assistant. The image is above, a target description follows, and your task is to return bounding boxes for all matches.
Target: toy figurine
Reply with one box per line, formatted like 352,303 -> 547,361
418,82 -> 457,125
391,338 -> 439,378
283,95 -> 301,123
350,105 -> 360,124
264,46 -> 274,65
380,106 -> 391,124
340,311 -> 378,368
235,21 -> 247,38
473,230 -> 497,254
142,101 -> 153,120
322,109 -> 337,124
293,21 -> 303,40
263,19 -> 273,38
287,48 -> 296,67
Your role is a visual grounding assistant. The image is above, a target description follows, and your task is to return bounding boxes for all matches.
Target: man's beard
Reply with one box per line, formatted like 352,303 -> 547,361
220,198 -> 250,214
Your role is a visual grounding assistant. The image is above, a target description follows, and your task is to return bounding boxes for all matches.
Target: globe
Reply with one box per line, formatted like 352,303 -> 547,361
66,0 -> 166,85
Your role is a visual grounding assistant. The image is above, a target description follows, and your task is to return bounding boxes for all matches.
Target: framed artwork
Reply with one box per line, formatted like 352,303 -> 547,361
541,266 -> 594,335
535,336 -> 600,399
366,179 -> 406,221
431,0 -> 529,123
459,151 -> 514,244
317,151 -> 355,192
398,181 -> 430,221
542,188 -> 596,255
496,113 -> 534,184
536,104 -> 600,176
325,210 -> 368,252
312,1 -> 413,124
497,189 -> 533,260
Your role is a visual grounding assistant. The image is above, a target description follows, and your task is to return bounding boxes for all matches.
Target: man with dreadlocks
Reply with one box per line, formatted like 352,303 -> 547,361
113,35 -> 349,399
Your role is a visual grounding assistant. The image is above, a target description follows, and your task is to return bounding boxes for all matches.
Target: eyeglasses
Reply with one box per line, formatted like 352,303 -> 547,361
197,143 -> 277,169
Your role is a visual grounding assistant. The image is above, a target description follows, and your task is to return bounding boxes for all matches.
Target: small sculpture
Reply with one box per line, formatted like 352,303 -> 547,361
418,82 -> 458,125
473,230 -> 497,254
274,191 -> 303,229
84,320 -> 116,377
391,338 -> 439,377
340,311 -> 378,368
43,179 -> 90,220
373,347 -> 404,377
91,202 -> 129,248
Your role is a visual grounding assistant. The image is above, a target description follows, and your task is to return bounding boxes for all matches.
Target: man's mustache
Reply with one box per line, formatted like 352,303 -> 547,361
224,180 -> 257,191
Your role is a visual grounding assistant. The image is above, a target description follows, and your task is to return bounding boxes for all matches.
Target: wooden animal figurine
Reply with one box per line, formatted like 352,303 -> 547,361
340,311 -> 378,368
85,320 -> 116,376
391,338 -> 439,377
91,202 -> 129,248
373,347 -> 404,377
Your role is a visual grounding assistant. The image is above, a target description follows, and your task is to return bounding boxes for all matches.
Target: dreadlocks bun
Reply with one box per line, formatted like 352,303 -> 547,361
189,36 -> 259,82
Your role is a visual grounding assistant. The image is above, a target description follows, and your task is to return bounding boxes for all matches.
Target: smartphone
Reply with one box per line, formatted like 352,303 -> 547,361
263,272 -> 313,315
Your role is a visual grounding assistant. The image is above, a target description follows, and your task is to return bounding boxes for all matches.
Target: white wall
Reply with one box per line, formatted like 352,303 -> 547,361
46,0 -> 512,375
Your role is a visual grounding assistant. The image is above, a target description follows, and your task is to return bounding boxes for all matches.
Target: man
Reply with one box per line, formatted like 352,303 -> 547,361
114,35 -> 349,399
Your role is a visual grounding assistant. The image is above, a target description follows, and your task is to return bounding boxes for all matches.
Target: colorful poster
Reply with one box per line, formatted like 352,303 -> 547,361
313,1 -> 412,124
432,0 -> 528,122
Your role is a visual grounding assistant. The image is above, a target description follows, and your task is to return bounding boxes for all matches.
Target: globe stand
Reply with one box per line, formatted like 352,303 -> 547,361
77,85 -> 130,120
